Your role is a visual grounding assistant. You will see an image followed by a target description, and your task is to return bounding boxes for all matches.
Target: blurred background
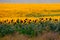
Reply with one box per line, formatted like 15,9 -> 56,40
0,0 -> 60,3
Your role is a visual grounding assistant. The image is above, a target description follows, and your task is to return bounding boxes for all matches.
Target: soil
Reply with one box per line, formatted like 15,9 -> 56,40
0,32 -> 60,40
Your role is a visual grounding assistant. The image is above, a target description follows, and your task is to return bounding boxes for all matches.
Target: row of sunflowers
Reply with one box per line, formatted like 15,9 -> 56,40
0,17 -> 60,37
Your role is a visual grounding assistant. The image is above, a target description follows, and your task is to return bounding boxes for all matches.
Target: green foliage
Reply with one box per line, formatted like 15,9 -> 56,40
0,23 -> 14,37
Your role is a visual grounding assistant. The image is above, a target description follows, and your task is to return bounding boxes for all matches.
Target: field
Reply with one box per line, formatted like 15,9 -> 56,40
0,4 -> 60,40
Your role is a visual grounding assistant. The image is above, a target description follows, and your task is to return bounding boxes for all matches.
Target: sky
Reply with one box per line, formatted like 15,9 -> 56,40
0,0 -> 60,3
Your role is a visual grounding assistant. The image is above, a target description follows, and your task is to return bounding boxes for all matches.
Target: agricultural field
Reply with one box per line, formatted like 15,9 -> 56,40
0,4 -> 60,40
